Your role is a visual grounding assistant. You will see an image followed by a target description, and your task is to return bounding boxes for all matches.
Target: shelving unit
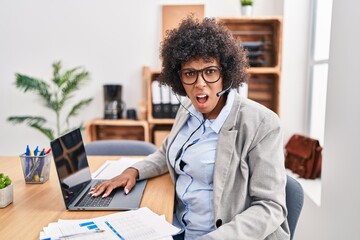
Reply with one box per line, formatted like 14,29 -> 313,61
218,16 -> 283,114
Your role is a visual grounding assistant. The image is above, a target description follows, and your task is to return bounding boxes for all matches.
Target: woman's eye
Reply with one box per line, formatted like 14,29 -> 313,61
205,69 -> 216,75
185,71 -> 196,77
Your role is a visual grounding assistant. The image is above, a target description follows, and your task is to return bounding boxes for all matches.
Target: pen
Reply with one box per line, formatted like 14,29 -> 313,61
39,148 -> 45,156
37,148 -> 46,178
58,229 -> 105,239
25,149 -> 38,181
34,146 -> 39,156
25,145 -> 30,176
30,149 -> 35,177
45,148 -> 52,155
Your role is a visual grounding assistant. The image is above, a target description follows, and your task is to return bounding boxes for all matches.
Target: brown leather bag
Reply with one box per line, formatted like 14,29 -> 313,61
285,134 -> 322,179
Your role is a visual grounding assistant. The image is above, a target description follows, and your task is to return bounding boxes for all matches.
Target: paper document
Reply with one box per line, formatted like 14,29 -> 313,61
93,207 -> 180,240
92,157 -> 145,179
39,207 -> 180,240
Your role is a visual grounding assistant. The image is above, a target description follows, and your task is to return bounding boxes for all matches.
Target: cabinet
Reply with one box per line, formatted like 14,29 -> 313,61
218,16 -> 282,114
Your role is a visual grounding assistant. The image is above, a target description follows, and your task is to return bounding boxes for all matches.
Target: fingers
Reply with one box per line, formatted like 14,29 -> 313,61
88,168 -> 139,197
88,177 -> 134,197
89,179 -> 118,197
124,178 -> 136,195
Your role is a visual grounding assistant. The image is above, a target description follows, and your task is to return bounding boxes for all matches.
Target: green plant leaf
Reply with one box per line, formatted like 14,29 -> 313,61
52,61 -> 62,85
4,176 -> 11,186
29,123 -> 54,140
57,69 -> 90,111
15,74 -> 53,109
7,116 -> 47,125
241,0 -> 253,6
0,173 -> 11,188
57,67 -> 81,88
62,70 -> 89,96
7,116 -> 54,140
65,98 -> 93,122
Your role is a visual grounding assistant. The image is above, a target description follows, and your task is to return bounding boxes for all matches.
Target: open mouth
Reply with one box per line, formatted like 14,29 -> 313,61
196,94 -> 208,104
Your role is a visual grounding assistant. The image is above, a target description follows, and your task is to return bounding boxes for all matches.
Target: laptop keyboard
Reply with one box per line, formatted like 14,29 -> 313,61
75,182 -> 116,207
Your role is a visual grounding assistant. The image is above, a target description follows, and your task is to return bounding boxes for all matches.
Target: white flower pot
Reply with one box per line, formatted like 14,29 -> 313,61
0,184 -> 13,208
241,5 -> 253,16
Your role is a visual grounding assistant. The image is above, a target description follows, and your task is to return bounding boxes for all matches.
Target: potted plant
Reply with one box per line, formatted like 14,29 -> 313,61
7,61 -> 93,140
0,173 -> 13,208
241,0 -> 253,16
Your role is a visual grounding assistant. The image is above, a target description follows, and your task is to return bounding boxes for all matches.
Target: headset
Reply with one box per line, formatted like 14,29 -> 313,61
216,79 -> 233,97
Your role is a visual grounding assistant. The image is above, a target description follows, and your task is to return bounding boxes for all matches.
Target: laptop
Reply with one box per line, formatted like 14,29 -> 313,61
50,128 -> 147,211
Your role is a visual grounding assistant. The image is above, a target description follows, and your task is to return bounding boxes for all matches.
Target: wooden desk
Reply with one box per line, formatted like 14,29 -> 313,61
0,156 -> 174,240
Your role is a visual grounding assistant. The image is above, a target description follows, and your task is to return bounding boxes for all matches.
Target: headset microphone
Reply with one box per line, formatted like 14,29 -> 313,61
216,80 -> 234,97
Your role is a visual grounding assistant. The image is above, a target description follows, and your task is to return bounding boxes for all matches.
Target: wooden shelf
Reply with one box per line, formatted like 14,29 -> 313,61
148,118 -> 175,125
85,119 -> 150,143
218,16 -> 282,68
218,16 -> 283,115
247,67 -> 279,74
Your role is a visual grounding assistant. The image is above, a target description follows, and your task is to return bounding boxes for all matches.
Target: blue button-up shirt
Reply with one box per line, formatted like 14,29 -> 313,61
169,90 -> 235,239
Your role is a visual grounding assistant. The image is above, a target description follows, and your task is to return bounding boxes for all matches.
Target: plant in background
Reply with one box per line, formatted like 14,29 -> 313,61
241,0 -> 253,6
7,61 -> 93,140
0,173 -> 12,189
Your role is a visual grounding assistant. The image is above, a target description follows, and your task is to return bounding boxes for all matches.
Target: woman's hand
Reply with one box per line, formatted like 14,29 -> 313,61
89,167 -> 139,198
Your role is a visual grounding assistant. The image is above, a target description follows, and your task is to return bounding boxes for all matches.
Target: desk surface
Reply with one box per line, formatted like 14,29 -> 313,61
0,156 -> 174,240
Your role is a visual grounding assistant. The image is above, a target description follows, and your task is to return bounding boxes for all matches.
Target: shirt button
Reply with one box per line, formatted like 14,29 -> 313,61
216,219 -> 222,228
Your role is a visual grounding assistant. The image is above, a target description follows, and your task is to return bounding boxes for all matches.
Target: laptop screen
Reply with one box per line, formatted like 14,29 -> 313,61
50,128 -> 92,207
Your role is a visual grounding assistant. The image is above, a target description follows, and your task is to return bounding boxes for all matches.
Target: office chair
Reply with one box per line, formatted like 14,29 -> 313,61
286,175 -> 304,240
85,139 -> 157,156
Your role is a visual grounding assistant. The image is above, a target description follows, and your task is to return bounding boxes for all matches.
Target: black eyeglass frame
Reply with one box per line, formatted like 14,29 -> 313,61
177,66 -> 222,85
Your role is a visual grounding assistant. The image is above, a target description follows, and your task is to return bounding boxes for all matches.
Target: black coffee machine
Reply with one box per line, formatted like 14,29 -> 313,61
103,84 -> 124,119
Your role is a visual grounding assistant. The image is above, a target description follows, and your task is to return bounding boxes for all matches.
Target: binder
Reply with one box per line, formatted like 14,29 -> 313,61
160,85 -> 171,118
151,81 -> 162,118
170,91 -> 180,118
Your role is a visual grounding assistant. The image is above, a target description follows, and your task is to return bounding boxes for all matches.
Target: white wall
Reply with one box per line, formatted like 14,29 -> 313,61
0,0 -> 285,156
281,0 -> 311,142
294,0 -> 360,239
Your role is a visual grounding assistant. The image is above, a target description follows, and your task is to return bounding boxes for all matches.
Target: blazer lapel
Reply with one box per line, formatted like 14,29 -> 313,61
213,94 -> 242,214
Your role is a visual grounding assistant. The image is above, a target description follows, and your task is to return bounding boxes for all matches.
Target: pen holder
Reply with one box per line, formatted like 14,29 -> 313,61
20,154 -> 51,184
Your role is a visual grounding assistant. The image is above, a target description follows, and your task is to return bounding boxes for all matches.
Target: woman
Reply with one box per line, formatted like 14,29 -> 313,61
90,16 -> 290,240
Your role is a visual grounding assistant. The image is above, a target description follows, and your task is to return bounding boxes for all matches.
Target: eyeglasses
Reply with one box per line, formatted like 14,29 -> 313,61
178,66 -> 222,85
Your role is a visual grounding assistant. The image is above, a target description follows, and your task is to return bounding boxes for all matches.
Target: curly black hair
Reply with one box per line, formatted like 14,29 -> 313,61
157,16 -> 249,96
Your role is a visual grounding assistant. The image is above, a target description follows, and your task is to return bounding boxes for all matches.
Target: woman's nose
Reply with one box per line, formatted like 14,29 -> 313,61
194,73 -> 206,88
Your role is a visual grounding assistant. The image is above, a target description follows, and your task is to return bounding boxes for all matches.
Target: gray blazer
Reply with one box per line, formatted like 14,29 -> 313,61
132,92 -> 290,240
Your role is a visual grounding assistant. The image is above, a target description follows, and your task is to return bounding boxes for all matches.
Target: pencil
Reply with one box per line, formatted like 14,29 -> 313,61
58,229 -> 105,239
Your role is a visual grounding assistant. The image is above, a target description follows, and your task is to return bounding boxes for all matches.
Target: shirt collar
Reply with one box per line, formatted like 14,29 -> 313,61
187,89 -> 235,134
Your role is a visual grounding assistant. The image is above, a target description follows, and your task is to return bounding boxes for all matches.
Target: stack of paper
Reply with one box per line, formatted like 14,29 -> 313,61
40,207 -> 180,240
92,158 -> 145,179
